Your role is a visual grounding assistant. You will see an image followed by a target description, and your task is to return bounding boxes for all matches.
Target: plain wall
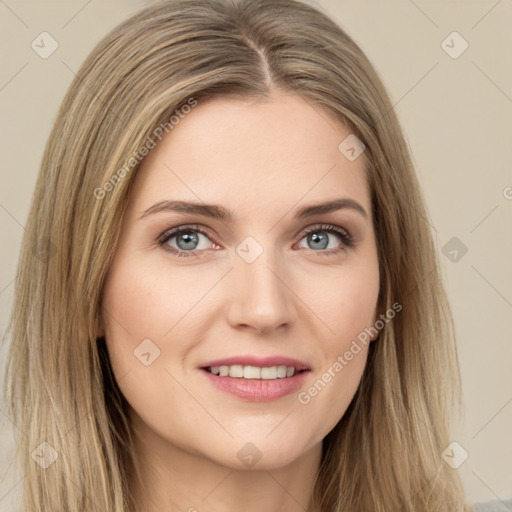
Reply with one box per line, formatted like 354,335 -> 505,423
1,0 -> 511,510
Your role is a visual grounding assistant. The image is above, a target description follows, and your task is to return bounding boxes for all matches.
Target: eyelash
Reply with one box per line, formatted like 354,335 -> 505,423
156,223 -> 355,258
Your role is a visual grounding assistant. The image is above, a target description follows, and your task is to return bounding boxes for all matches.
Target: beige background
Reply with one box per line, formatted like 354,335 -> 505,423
1,0 -> 511,510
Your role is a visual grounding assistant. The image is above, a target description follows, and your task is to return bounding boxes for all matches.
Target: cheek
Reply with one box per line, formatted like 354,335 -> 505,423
100,260 -> 219,445
307,261 -> 379,344
99,258 -> 183,408
101,256 -> 221,343
292,263 -> 378,431
99,254 -> 228,387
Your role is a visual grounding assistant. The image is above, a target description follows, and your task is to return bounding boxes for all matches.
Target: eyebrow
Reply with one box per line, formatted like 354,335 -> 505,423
138,198 -> 368,221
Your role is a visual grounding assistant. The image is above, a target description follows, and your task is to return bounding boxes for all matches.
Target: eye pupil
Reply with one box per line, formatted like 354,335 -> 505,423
177,231 -> 199,250
308,232 -> 329,250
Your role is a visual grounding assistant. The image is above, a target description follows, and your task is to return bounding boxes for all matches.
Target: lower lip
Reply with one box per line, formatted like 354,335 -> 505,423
201,369 -> 310,402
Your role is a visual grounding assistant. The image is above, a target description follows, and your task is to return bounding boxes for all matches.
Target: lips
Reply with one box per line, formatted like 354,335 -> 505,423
199,355 -> 311,401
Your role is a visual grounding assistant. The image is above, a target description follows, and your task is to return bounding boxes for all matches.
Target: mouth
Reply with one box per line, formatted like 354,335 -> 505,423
199,356 -> 311,401
203,364 -> 308,379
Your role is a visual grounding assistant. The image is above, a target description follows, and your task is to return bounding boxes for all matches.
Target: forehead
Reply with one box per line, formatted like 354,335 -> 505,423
130,92 -> 370,220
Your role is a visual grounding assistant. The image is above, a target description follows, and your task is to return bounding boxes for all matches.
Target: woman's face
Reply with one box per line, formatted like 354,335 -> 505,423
100,91 -> 380,470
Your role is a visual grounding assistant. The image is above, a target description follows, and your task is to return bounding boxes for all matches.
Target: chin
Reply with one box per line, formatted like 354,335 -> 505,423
203,435 -> 317,472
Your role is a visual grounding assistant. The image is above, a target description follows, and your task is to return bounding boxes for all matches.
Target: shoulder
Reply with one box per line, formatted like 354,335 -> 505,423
469,499 -> 512,512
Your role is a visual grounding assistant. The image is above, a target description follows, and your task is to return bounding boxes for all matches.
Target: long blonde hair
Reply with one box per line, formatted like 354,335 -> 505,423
3,0 -> 468,510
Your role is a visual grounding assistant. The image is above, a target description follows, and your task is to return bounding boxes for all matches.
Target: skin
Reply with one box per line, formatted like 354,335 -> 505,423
99,90 -> 380,512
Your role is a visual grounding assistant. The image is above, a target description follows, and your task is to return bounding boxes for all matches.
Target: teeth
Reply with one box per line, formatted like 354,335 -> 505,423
244,366 -> 261,379
260,367 -> 276,379
208,365 -> 298,379
229,365 -> 244,378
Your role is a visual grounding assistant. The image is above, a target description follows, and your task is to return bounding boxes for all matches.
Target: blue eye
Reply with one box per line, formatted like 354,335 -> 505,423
157,224 -> 215,257
157,223 -> 355,258
297,224 -> 354,255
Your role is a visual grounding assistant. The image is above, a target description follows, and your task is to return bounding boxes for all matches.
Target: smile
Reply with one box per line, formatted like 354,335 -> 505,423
206,365 -> 301,379
200,358 -> 311,401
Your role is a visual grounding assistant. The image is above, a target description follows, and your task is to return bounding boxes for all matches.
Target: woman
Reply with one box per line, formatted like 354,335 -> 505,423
3,0 -> 499,510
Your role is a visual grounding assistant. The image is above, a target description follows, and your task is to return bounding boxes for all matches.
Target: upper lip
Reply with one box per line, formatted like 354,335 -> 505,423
201,355 -> 311,371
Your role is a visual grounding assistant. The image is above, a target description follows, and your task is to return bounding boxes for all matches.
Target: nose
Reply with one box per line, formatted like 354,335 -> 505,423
225,249 -> 297,335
